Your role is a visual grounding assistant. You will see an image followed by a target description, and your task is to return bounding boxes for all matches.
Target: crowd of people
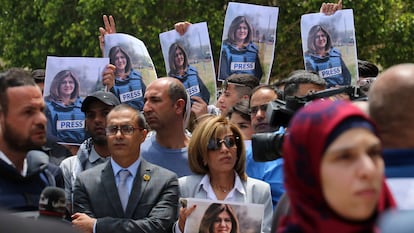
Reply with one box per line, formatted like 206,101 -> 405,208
0,1 -> 412,233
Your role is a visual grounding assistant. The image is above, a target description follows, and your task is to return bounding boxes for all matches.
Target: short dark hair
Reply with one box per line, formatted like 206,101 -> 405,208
283,70 -> 326,97
225,73 -> 260,98
250,84 -> 280,102
358,59 -> 379,78
0,68 -> 36,114
109,104 -> 147,129
167,78 -> 188,117
227,99 -> 250,122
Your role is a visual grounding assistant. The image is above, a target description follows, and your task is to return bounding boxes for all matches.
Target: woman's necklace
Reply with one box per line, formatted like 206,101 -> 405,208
212,184 -> 232,193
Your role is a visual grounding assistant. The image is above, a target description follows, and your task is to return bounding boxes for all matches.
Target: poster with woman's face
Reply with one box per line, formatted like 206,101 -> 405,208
104,33 -> 158,86
301,9 -> 358,87
44,56 -> 109,97
218,2 -> 279,84
159,22 -> 217,105
182,198 -> 264,233
44,56 -> 109,146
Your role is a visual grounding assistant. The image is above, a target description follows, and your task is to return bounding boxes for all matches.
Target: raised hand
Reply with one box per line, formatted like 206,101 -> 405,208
320,0 -> 342,15
99,15 -> 117,56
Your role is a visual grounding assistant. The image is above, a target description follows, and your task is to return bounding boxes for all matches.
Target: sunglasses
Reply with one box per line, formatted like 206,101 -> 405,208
105,125 -> 142,135
222,80 -> 247,91
250,104 -> 268,115
207,135 -> 238,150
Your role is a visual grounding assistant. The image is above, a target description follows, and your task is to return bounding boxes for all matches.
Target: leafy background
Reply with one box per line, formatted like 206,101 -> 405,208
0,0 -> 412,84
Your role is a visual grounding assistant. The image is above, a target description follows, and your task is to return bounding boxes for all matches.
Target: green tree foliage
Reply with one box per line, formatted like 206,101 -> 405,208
0,0 -> 412,82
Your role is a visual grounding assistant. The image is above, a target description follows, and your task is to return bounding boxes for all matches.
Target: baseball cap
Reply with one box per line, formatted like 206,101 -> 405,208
81,91 -> 121,112
31,69 -> 45,82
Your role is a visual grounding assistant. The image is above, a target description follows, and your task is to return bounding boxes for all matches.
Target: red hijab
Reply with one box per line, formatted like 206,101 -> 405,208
278,100 -> 395,233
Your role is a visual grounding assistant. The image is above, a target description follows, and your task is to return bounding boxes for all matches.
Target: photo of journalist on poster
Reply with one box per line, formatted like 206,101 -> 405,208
182,198 -> 264,233
104,33 -> 157,110
218,2 -> 278,84
44,56 -> 109,146
160,22 -> 216,105
301,9 -> 358,88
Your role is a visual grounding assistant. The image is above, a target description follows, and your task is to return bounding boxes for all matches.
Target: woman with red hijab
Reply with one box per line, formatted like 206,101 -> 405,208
278,100 -> 395,233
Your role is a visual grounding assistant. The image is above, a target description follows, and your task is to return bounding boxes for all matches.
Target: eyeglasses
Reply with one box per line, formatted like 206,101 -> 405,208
250,104 -> 268,115
207,135 -> 238,151
105,125 -> 142,135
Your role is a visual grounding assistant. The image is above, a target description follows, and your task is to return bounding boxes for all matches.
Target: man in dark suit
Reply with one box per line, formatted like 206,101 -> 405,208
72,104 -> 179,233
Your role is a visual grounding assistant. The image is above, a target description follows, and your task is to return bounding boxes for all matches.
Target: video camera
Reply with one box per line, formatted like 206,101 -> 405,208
252,86 -> 366,162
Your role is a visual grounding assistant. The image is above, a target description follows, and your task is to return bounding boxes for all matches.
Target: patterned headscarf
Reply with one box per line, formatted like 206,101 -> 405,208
278,100 -> 395,233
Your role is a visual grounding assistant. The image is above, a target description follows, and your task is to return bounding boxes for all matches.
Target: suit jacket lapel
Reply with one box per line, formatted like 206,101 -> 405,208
102,162 -> 125,217
125,159 -> 151,217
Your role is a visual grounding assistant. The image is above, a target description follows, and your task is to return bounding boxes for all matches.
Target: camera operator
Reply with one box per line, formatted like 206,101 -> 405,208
283,70 -> 326,97
252,71 -> 327,162
247,84 -> 285,208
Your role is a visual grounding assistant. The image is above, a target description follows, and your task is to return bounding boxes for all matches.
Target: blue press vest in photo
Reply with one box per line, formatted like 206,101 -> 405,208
221,42 -> 261,80
112,69 -> 146,111
170,65 -> 210,104
46,97 -> 85,145
305,48 -> 351,87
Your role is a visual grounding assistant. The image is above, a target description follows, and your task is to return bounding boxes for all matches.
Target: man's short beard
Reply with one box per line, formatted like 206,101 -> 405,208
92,135 -> 107,146
3,123 -> 46,152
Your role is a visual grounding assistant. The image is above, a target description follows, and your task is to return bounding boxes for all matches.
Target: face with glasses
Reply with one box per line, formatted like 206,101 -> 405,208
250,87 -> 278,133
106,108 -> 147,164
206,129 -> 238,174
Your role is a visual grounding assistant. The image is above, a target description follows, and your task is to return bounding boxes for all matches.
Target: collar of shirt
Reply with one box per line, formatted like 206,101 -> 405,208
0,150 -> 28,176
199,171 -> 246,201
110,156 -> 141,182
88,146 -> 108,164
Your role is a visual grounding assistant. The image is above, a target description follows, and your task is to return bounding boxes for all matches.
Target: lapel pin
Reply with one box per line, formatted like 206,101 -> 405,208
143,174 -> 150,181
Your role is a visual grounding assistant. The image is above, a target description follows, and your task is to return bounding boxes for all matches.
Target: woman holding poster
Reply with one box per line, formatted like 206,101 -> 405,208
45,70 -> 85,145
304,25 -> 351,87
176,116 -> 272,233
219,16 -> 263,81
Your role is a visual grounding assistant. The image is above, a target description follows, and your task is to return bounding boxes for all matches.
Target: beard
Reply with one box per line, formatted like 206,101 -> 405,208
3,122 -> 46,152
92,134 -> 107,146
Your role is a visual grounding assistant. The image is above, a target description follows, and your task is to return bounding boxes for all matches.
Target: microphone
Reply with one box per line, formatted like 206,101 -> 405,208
38,187 -> 67,219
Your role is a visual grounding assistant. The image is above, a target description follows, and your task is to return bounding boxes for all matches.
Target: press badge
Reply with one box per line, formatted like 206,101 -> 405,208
230,62 -> 255,71
57,120 -> 85,130
120,89 -> 143,102
319,67 -> 342,78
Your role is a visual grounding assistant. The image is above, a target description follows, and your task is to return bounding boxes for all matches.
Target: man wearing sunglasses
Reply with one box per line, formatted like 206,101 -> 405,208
72,104 -> 179,233
216,73 -> 259,116
60,91 -> 120,213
